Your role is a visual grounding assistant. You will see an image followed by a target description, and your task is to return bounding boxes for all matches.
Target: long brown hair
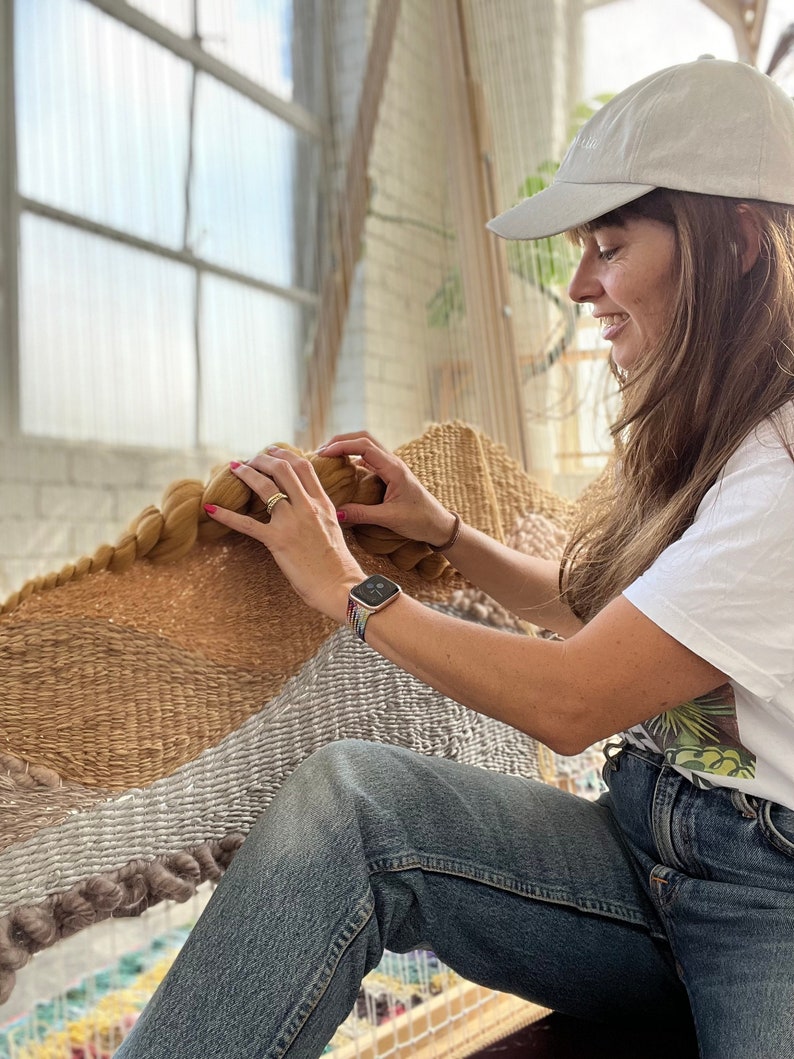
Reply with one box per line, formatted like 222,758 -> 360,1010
561,189 -> 794,622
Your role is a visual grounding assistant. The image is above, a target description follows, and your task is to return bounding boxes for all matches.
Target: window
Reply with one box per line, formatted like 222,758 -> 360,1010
13,0 -> 322,451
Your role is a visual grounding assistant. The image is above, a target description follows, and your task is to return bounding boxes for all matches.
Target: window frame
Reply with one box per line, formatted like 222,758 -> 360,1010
1,0 -> 323,448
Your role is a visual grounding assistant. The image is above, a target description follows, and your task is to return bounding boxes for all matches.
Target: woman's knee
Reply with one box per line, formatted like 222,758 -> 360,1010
293,739 -> 393,793
274,739 -> 404,825
283,740 -> 429,850
235,742 -> 386,872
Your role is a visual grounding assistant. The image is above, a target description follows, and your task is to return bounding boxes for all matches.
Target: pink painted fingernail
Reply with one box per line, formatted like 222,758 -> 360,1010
229,460 -> 241,470
204,504 -> 217,514
336,510 -> 347,522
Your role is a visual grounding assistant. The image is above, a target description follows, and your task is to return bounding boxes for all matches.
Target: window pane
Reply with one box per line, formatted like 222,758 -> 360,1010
19,215 -> 197,448
190,73 -> 309,288
200,275 -> 303,453
128,0 -> 194,37
15,0 -> 191,247
198,0 -> 293,100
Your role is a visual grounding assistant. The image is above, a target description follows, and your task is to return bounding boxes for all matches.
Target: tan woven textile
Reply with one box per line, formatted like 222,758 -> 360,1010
0,422 -> 574,791
0,421 -> 575,1005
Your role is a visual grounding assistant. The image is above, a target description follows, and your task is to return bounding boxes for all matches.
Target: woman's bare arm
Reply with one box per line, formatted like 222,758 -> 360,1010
207,447 -> 727,757
439,523 -> 583,637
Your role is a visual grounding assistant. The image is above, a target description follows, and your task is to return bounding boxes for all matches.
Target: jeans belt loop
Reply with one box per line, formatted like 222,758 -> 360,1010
730,787 -> 758,819
603,739 -> 626,773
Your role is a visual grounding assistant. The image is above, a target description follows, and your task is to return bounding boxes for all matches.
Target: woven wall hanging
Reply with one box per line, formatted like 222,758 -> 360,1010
0,421 -> 575,1004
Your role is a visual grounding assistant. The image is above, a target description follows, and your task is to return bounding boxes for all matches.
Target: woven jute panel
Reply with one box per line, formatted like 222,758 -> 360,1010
0,618 -> 541,914
0,422 -> 574,792
0,421 -> 576,1005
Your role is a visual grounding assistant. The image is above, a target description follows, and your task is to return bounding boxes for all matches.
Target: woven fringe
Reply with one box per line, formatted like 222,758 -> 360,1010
0,833 -> 244,1005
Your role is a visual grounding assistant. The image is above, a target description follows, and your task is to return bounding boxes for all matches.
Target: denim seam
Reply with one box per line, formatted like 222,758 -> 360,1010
367,854 -> 661,936
651,901 -> 704,1057
650,766 -> 687,871
679,789 -> 707,880
270,890 -> 375,1059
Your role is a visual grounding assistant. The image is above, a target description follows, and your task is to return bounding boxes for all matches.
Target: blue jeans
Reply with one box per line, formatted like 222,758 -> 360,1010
114,740 -> 794,1059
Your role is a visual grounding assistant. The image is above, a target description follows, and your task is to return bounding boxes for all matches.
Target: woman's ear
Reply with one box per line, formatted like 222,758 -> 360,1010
736,204 -> 762,274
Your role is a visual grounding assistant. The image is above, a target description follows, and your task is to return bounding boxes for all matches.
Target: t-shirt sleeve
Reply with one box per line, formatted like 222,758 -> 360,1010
622,429 -> 794,701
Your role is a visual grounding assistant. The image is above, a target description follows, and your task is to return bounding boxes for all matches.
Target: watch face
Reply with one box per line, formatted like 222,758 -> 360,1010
351,576 -> 401,609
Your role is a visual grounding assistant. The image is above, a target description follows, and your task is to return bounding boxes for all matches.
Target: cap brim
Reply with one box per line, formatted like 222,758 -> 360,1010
486,180 -> 656,240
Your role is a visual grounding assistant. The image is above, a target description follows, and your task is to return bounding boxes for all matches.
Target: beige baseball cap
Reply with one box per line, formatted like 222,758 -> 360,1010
487,57 -> 794,241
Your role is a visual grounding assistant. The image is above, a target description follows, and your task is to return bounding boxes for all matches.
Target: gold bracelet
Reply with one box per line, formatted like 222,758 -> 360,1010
428,510 -> 462,552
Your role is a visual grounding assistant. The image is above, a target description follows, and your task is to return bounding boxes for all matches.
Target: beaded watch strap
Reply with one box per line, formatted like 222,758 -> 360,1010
346,596 -> 372,642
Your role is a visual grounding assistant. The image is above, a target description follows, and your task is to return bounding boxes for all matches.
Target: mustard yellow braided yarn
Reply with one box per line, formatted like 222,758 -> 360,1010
0,447 -> 447,616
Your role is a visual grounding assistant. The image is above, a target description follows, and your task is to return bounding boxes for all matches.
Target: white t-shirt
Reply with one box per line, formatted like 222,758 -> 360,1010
622,406 -> 794,810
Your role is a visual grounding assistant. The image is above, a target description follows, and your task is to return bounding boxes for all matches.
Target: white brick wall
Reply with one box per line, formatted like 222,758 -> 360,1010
0,437 -> 225,600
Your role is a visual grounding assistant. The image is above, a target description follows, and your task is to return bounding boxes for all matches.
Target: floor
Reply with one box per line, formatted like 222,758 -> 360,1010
471,1012 -> 699,1058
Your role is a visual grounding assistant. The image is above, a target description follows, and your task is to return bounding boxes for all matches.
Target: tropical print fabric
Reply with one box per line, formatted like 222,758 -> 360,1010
626,682 -> 756,789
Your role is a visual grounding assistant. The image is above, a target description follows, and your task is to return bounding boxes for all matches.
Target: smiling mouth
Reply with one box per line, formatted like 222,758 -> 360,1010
598,313 -> 629,340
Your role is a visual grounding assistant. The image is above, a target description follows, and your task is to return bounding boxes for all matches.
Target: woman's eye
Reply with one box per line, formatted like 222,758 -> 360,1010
597,247 -> 617,261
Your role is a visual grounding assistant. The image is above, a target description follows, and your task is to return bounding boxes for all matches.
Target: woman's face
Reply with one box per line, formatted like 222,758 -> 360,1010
567,216 -> 678,370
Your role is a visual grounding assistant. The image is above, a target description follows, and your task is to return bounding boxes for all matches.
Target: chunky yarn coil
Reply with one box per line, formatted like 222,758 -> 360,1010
0,834 -> 244,1004
0,447 -> 448,616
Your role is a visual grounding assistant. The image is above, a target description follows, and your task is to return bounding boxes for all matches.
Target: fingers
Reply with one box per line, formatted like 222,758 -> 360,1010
318,434 -> 401,478
235,447 -> 326,506
203,503 -> 269,544
318,431 -> 389,455
204,448 -> 325,542
335,502 -> 388,527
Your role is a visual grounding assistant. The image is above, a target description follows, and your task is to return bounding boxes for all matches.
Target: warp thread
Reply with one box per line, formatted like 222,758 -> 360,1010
0,833 -> 244,1004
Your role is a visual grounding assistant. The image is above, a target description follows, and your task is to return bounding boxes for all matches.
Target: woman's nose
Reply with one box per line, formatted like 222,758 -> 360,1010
567,254 -> 602,304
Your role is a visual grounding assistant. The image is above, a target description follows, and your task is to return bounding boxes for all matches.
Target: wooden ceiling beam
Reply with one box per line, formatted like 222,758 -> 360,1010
691,0 -> 767,64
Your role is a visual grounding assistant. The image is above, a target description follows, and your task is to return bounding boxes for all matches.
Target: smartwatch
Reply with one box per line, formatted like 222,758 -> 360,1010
346,575 -> 402,642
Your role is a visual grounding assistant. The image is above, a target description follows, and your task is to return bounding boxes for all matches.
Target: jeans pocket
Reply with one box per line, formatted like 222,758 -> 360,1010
757,800 -> 794,859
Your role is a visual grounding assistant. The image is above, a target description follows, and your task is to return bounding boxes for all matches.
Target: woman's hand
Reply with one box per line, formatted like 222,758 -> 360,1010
317,432 -> 457,547
204,447 -> 366,623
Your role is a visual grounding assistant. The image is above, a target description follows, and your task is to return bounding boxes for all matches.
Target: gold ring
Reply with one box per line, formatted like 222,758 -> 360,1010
265,491 -> 289,517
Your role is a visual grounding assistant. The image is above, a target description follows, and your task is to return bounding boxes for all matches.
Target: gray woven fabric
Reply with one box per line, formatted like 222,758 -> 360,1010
0,614 -> 538,919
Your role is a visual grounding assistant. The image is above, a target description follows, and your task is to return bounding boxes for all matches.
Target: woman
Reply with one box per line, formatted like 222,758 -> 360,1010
116,58 -> 794,1059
